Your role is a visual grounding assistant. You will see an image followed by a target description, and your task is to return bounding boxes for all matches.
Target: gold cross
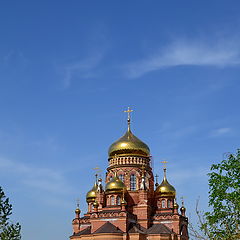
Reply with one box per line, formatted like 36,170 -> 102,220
124,107 -> 133,121
93,166 -> 102,174
124,107 -> 133,130
161,160 -> 168,169
180,196 -> 184,206
76,198 -> 80,208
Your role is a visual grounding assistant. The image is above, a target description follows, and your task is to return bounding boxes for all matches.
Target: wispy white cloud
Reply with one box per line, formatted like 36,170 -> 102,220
1,50 -> 28,68
0,157 -> 73,196
210,127 -> 232,137
125,39 -> 240,78
158,124 -> 198,140
61,52 -> 104,88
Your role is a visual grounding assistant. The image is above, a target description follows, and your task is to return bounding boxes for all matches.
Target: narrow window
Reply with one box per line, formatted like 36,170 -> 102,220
119,174 -> 124,182
109,176 -> 113,181
111,196 -> 115,205
162,199 -> 166,208
116,196 -> 121,205
130,174 -> 136,191
167,200 -> 171,208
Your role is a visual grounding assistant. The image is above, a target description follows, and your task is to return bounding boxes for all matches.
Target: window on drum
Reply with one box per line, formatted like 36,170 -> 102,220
119,174 -> 124,182
162,199 -> 166,208
130,174 -> 136,190
116,196 -> 121,205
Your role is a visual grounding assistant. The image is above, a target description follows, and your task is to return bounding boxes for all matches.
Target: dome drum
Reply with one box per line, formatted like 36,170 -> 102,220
108,156 -> 151,168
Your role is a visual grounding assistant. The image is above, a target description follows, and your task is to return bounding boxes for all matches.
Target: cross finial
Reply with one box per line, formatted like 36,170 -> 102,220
161,159 -> 168,179
93,166 -> 102,178
124,107 -> 133,131
180,196 -> 184,206
76,198 -> 80,208
161,160 -> 168,170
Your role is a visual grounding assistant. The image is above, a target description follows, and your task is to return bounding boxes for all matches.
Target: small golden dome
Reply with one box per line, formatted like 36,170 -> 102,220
155,170 -> 176,197
180,206 -> 186,211
75,207 -> 80,214
86,183 -> 98,203
121,198 -> 127,205
108,129 -> 150,157
174,201 -> 179,209
105,175 -> 126,194
93,201 -> 99,207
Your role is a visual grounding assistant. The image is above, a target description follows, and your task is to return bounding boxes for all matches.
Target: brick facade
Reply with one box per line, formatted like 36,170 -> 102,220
70,125 -> 189,240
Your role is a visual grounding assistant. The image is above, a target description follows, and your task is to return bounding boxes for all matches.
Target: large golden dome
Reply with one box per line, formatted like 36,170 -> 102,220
108,128 -> 150,157
86,183 -> 98,203
155,170 -> 176,197
105,175 -> 126,194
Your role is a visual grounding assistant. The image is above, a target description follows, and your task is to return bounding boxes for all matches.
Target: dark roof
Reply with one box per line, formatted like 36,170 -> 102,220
73,226 -> 91,236
93,221 -> 123,234
100,209 -> 122,213
147,224 -> 173,235
128,225 -> 146,234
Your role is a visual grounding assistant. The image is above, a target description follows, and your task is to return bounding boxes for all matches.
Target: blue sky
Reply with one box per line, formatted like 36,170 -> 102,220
0,1 -> 240,239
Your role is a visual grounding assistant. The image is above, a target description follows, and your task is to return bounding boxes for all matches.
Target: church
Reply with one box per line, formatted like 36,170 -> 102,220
70,108 -> 189,240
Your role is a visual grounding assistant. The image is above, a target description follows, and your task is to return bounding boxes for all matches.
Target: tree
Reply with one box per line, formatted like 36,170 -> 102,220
189,149 -> 240,240
0,187 -> 21,240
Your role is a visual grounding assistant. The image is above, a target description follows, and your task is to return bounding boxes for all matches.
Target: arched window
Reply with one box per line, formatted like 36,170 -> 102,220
111,196 -> 115,205
119,174 -> 124,182
162,199 -> 166,208
130,174 -> 136,191
116,196 -> 121,205
109,176 -> 113,181
167,200 -> 171,208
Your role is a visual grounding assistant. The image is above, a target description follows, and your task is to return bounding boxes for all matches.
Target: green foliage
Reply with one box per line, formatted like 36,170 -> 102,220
205,149 -> 240,240
0,187 -> 21,240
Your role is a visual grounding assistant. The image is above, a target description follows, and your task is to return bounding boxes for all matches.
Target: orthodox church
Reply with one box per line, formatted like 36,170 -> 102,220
70,109 -> 189,240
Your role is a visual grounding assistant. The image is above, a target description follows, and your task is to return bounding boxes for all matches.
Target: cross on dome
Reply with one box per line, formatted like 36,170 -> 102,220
124,107 -> 133,131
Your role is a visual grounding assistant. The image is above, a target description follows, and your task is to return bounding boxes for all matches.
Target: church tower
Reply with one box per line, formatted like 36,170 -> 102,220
71,108 -> 189,240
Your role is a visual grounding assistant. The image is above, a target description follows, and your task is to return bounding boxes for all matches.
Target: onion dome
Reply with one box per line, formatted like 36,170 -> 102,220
174,201 -> 179,209
180,199 -> 186,215
75,207 -> 80,215
155,168 -> 176,197
109,107 -> 150,158
86,182 -> 98,203
93,201 -> 99,207
180,206 -> 186,211
108,128 -> 150,157
105,174 -> 126,194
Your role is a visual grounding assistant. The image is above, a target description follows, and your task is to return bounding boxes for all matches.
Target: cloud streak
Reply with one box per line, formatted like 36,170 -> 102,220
210,127 -> 232,137
125,39 -> 240,78
0,157 -> 73,196
62,52 -> 104,88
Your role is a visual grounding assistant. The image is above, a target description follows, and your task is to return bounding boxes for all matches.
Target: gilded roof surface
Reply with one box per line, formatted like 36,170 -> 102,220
105,175 -> 125,194
86,183 -> 98,203
108,129 -> 150,157
155,177 -> 176,197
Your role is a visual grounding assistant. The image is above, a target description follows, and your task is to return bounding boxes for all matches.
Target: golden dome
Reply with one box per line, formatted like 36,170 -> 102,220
86,183 -> 98,203
75,207 -> 80,214
174,202 -> 179,209
105,175 -> 126,194
155,169 -> 176,197
108,128 -> 150,157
